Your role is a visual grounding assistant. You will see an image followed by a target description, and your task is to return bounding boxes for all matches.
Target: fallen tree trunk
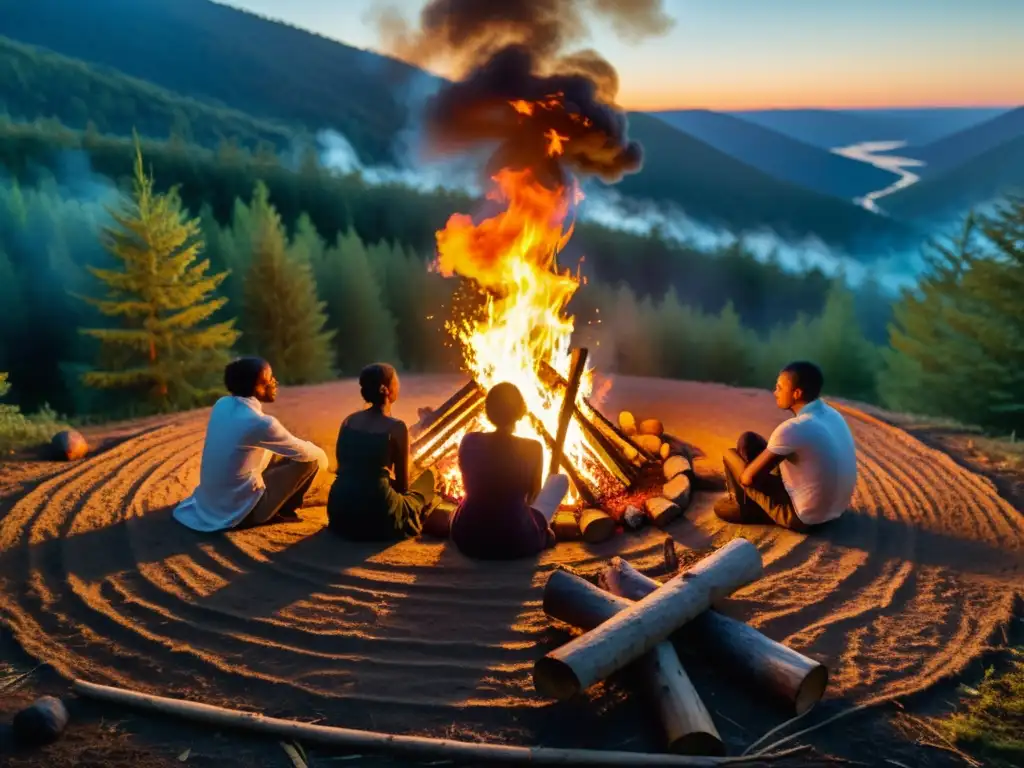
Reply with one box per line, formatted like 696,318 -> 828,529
602,558 -> 828,715
72,679 -> 807,767
533,538 -> 763,700
544,569 -> 724,755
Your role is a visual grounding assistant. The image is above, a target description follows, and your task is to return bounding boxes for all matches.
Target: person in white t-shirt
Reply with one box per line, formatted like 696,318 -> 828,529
713,361 -> 857,532
173,357 -> 328,533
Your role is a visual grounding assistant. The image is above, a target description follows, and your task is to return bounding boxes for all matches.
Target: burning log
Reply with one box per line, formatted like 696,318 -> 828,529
543,570 -> 723,755
527,413 -> 598,509
579,508 -> 616,544
533,538 -> 763,700
410,379 -> 483,443
549,348 -> 589,478
601,558 -> 828,715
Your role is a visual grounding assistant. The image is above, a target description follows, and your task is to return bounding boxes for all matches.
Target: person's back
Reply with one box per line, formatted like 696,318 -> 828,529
770,399 -> 857,526
452,430 -> 547,559
450,382 -> 568,560
326,363 -> 438,541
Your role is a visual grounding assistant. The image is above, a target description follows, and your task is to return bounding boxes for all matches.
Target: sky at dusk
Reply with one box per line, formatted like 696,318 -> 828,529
219,0 -> 1023,110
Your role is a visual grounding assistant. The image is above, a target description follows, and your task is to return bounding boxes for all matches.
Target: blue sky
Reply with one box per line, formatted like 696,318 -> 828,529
219,0 -> 1023,110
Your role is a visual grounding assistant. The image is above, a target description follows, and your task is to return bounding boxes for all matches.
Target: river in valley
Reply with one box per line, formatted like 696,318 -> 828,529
832,140 -> 926,214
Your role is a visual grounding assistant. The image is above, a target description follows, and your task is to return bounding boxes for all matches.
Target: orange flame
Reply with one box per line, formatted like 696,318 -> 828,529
428,95 -> 615,503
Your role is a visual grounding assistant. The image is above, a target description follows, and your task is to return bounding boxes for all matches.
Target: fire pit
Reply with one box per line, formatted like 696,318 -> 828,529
406,95 -> 695,541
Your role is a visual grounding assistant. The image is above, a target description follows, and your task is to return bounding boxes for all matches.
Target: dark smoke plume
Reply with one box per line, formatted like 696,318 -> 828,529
374,0 -> 673,188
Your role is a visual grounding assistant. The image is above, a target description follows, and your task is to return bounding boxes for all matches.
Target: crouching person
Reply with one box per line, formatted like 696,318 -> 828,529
714,361 -> 857,532
174,357 -> 328,532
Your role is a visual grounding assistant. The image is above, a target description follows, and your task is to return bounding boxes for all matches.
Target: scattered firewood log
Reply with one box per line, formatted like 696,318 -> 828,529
533,538 -> 763,700
618,410 -> 637,436
602,557 -> 829,715
552,511 -> 581,541
12,696 -> 68,746
633,434 -> 662,455
662,473 -> 692,509
51,429 -> 88,461
579,508 -> 616,543
543,569 -> 724,755
659,442 -> 671,460
663,454 -> 693,482
638,418 -> 663,437
645,497 -> 682,527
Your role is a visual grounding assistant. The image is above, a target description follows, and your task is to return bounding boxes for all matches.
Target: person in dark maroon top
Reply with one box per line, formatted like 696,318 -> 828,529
450,382 -> 569,560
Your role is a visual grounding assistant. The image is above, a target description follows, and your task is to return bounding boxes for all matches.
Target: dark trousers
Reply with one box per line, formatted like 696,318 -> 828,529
718,432 -> 809,532
239,456 -> 320,529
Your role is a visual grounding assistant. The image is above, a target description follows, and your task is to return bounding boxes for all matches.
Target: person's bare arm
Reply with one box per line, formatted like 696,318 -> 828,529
392,421 -> 411,493
739,449 -> 785,486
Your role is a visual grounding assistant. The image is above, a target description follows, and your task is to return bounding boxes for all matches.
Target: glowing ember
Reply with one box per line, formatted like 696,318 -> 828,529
423,95 -> 619,504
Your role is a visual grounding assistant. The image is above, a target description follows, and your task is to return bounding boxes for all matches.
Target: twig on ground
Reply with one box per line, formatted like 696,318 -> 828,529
0,663 -> 43,693
748,699 -> 896,757
917,739 -> 983,766
900,713 -> 982,768
281,741 -> 308,768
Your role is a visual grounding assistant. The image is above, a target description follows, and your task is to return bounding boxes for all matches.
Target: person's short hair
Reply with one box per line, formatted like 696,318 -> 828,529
485,382 -> 527,429
224,357 -> 269,397
359,363 -> 397,407
781,361 -> 824,401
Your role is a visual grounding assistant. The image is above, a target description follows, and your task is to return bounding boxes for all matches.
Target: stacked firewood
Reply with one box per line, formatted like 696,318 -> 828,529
551,409 -> 697,543
534,539 -> 829,756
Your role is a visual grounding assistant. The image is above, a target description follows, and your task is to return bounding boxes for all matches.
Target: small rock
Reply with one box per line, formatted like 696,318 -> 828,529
623,504 -> 646,530
645,497 -> 682,527
51,429 -> 88,461
12,696 -> 69,746
663,473 -> 692,508
618,410 -> 637,436
633,434 -> 662,455
659,442 -> 671,460
638,418 -> 664,437
664,454 -> 693,482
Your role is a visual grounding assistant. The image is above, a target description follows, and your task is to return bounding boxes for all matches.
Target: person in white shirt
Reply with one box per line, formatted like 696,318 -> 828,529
173,357 -> 328,532
713,361 -> 857,532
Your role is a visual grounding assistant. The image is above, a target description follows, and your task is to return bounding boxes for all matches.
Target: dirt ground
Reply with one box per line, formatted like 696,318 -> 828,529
1,374 -> 1021,767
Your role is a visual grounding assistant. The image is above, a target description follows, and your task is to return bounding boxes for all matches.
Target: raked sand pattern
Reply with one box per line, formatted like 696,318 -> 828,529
0,376 -> 1021,748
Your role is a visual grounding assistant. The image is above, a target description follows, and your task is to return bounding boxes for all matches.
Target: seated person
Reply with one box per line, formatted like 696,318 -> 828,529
327,363 -> 439,541
174,357 -> 328,532
713,361 -> 857,532
450,382 -> 570,560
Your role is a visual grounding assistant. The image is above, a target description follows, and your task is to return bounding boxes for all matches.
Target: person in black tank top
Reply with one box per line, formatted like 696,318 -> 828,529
327,363 -> 438,541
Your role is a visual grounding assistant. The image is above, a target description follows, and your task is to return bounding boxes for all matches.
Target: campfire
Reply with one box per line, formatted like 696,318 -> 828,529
409,92 -> 692,539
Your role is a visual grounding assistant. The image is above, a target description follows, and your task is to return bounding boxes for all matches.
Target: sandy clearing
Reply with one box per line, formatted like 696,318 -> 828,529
0,375 -> 1021,750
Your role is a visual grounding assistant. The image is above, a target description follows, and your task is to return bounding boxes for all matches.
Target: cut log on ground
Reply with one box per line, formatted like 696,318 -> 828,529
72,679 -> 808,766
602,558 -> 828,715
543,570 -> 724,755
533,538 -> 763,700
553,511 -> 582,541
634,434 -> 663,455
619,410 -> 637,436
663,474 -> 692,508
645,497 -> 682,527
579,508 -> 617,543
664,455 -> 693,482
639,419 -> 664,437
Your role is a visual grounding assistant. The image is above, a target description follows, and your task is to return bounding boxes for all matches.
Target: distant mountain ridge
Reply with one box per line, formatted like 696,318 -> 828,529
0,0 -> 918,251
913,106 -> 1024,176
649,109 -> 896,200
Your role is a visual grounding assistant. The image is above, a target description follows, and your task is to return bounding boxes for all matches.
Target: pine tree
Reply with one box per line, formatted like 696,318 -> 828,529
241,183 -> 335,384
881,200 -> 1024,430
78,140 -> 239,409
318,228 -> 400,374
